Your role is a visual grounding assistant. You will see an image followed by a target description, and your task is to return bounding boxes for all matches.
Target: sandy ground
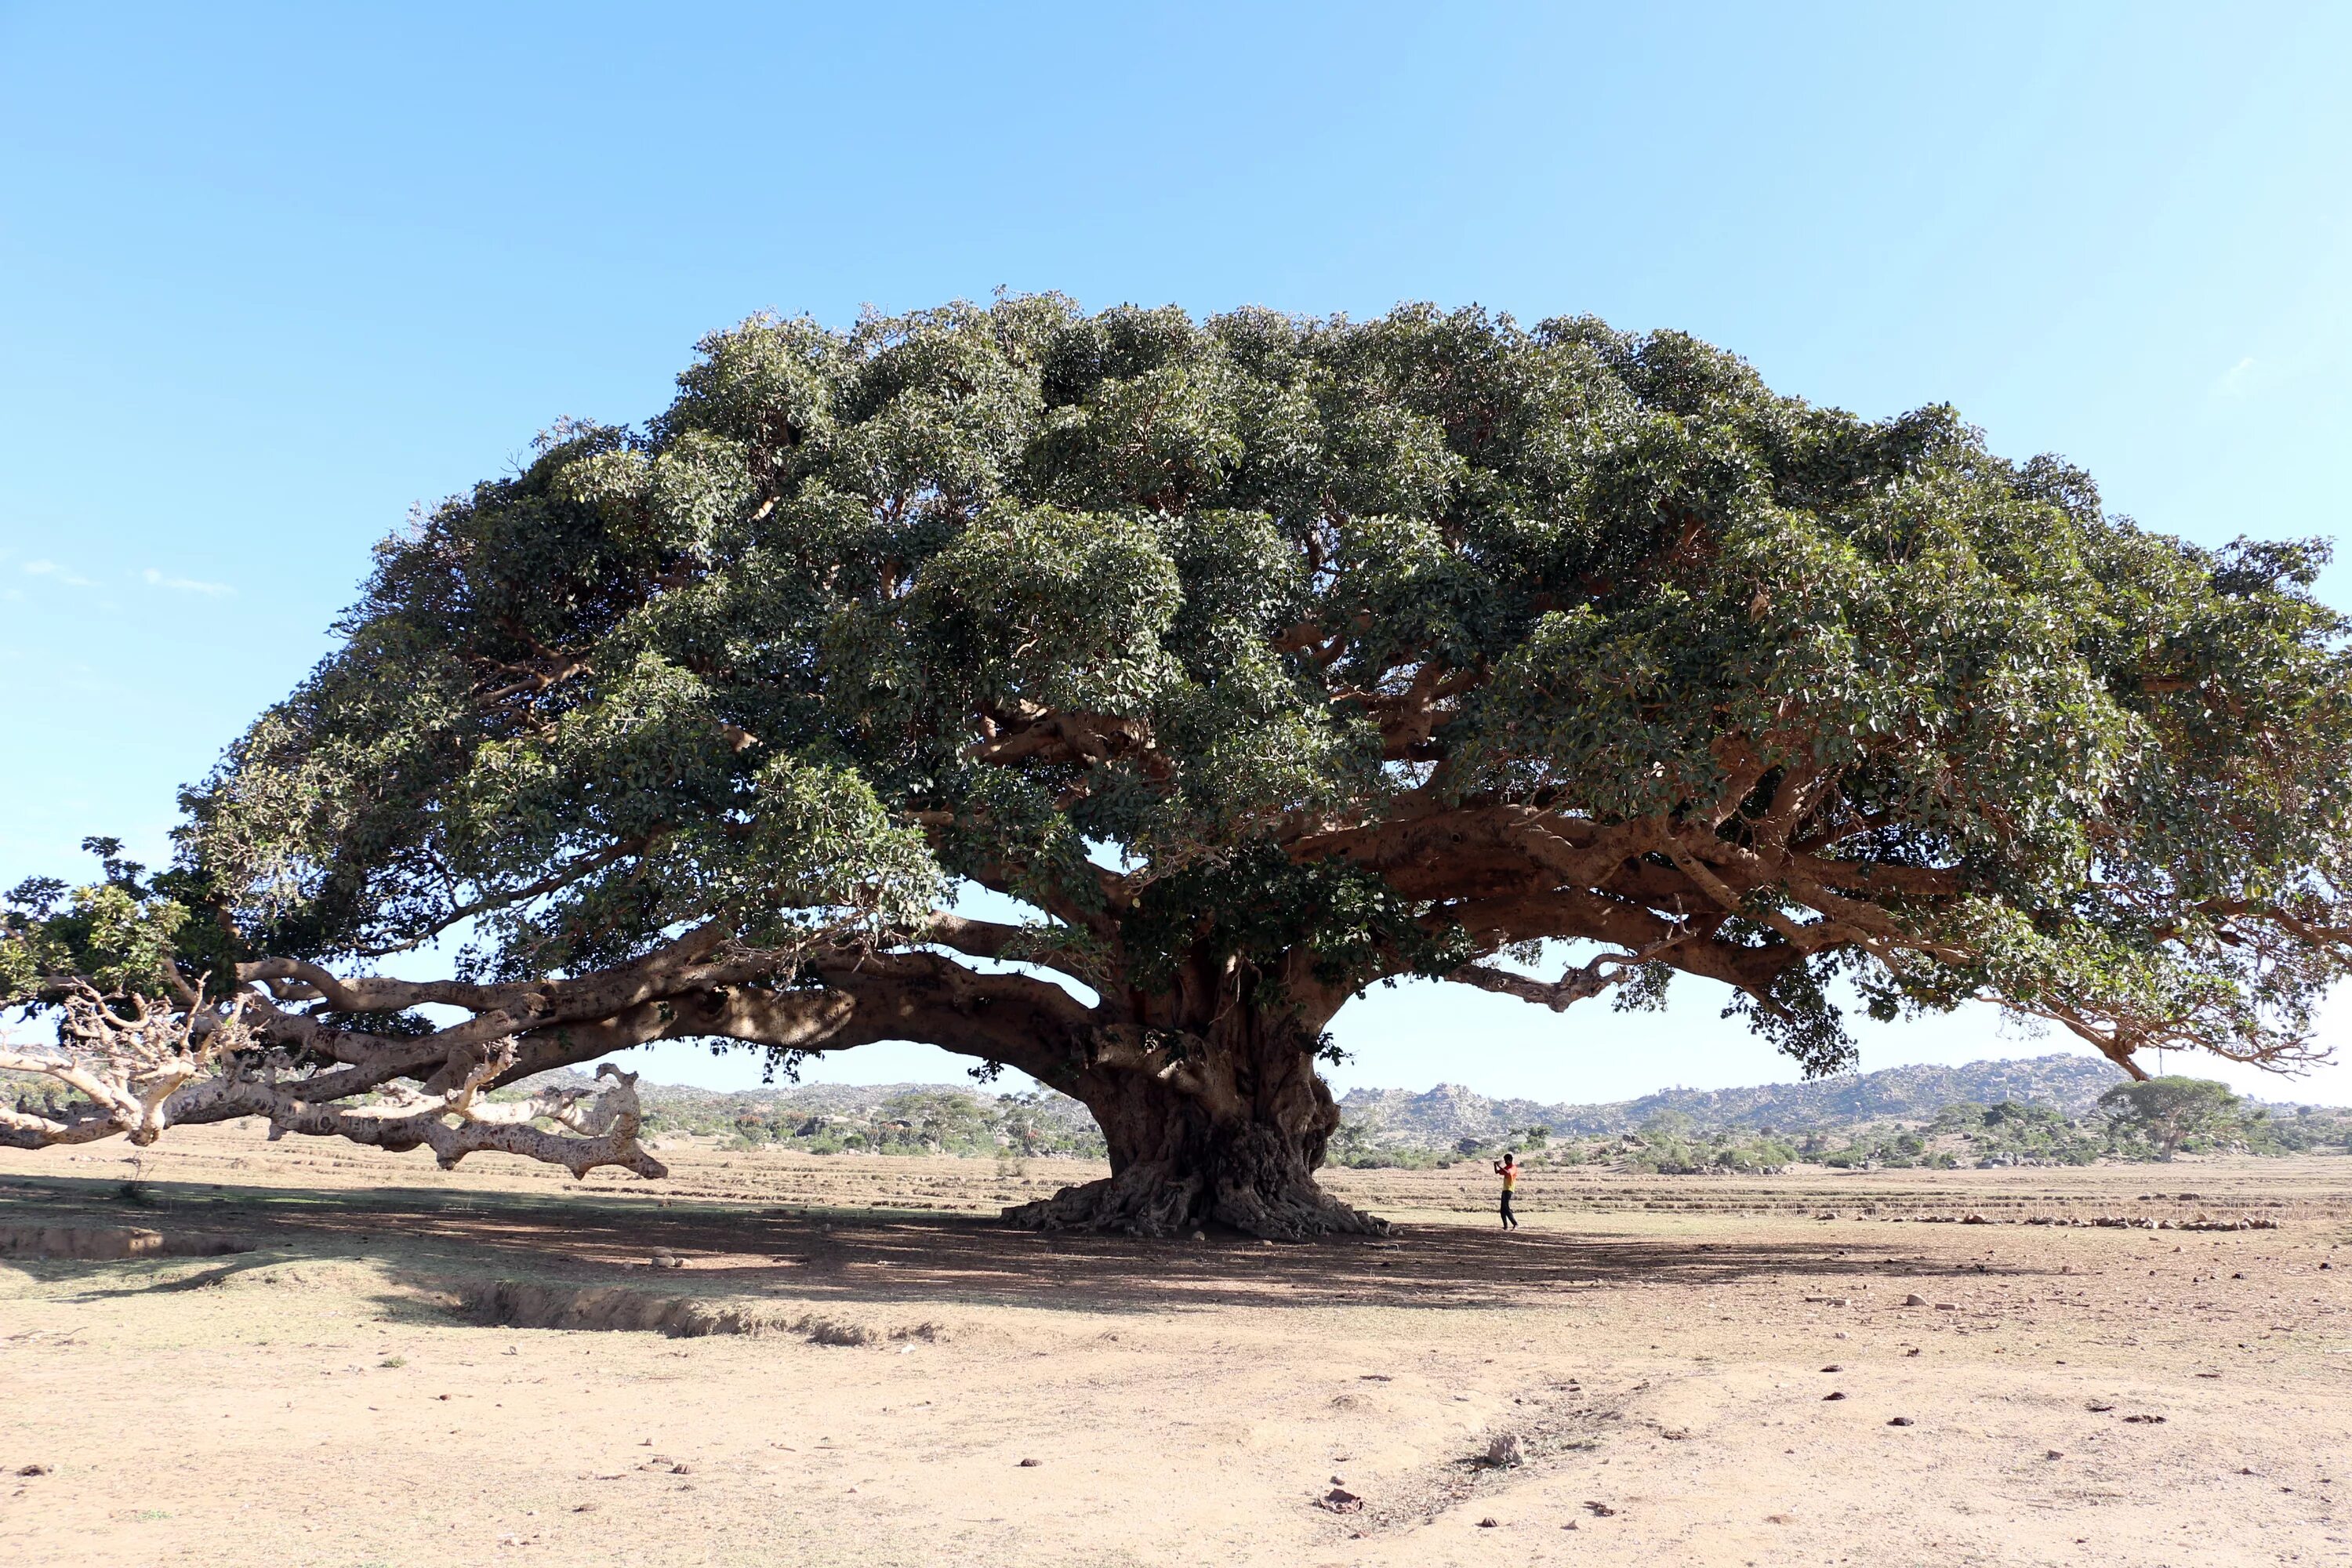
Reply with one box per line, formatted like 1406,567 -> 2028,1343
2,1126 -> 2348,1567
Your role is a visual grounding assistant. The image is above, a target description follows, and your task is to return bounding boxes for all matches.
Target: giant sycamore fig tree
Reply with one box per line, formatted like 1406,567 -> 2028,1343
8,299 -> 2352,1237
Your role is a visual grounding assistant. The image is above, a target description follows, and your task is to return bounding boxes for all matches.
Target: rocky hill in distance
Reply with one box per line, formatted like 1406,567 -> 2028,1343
481,1053 -> 2352,1167
1336,1054 -> 2152,1148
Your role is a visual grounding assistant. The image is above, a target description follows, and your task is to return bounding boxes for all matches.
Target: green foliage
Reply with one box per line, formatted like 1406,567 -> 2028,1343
2097,1076 -> 2245,1160
628,1084 -> 1107,1160
2238,1102 -> 2352,1154
2,840 -> 187,1007
1620,1125 -> 1799,1174
1123,843 -> 1475,1001
1327,1120 -> 1451,1169
1926,1098 -> 2110,1165
159,296 -> 2352,1076
1327,1068 -> 2350,1172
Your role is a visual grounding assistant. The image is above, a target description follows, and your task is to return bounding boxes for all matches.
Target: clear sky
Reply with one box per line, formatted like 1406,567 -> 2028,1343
3,2 -> 2349,1104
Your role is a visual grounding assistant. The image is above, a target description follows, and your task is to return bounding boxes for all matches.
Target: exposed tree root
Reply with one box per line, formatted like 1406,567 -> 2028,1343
1004,1149 -> 1389,1241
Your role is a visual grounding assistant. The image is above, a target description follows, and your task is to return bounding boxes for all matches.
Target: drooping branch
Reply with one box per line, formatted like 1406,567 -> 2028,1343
1446,929 -> 1697,1012
500,947 -> 1098,1086
227,1056 -> 666,1178
2,909 -> 1110,1171
0,980 -> 256,1148
1,973 -> 668,1175
911,909 -> 1116,989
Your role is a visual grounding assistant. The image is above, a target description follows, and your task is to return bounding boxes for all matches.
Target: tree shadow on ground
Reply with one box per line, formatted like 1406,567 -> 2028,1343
1,1171 -> 2056,1315
60,1253 -> 289,1300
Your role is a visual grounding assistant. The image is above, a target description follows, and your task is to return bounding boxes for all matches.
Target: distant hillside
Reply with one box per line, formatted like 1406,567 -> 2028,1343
518,1073 -> 1093,1123
508,1070 -> 1105,1157
1336,1054 -> 2147,1148
521,1054 -> 2339,1156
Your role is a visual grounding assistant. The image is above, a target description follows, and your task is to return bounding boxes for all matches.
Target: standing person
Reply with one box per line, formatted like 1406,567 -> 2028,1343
1494,1150 -> 1520,1229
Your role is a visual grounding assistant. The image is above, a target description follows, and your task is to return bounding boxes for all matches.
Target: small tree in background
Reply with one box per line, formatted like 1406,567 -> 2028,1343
2098,1076 -> 2245,1161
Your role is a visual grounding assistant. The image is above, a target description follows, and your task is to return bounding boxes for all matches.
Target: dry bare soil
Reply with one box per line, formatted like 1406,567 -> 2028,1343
2,1127 -> 2348,1567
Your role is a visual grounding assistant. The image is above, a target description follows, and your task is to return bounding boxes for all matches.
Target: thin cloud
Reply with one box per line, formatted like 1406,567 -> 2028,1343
2214,356 -> 2258,400
142,567 -> 234,596
21,558 -> 96,587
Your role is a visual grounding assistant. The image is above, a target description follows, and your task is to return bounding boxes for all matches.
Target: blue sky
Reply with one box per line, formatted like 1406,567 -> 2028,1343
3,2 -> 2349,1102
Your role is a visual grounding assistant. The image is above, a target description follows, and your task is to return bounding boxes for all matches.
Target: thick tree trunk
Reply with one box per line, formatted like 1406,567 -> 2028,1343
1004,997 -> 1388,1241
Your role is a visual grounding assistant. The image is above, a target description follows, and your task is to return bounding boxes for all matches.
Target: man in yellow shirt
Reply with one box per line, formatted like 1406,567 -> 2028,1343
1493,1151 -> 1521,1230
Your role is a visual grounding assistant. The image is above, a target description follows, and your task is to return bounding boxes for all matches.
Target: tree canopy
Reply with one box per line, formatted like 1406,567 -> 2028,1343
2097,1075 -> 2245,1161
9,296 -> 2352,1235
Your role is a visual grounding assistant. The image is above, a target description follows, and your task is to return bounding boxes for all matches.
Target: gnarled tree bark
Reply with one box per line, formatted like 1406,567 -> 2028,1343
1004,968 -> 1387,1241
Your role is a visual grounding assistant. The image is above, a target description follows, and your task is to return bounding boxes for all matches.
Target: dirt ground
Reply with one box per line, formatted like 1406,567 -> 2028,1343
2,1125 -> 2347,1567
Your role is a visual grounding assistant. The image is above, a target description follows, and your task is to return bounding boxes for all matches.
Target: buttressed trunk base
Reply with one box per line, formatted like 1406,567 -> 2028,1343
1004,1008 -> 1390,1242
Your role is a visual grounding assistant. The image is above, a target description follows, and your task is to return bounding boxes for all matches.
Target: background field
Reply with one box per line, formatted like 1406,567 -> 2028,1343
488,1052 -> 2352,1172
4,1127 -> 2348,1567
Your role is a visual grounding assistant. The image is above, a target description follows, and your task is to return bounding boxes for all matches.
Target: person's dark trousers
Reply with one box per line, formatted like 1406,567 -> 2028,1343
1500,1191 -> 1516,1229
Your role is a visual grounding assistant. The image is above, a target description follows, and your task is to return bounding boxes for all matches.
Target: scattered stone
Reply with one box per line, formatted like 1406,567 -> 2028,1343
648,1248 -> 684,1270
1485,1433 -> 1526,1469
1190,1231 -> 1207,1243
1886,1417 -> 1913,1427
1823,1392 -> 1846,1401
2088,1402 -> 2115,1413
1820,1364 -> 1842,1373
1584,1501 -> 1617,1517
2046,1450 -> 2064,1461
1477,1517 -> 1499,1528
2123,1414 -> 2168,1425
572,1503 -> 597,1513
669,1463 -> 691,1475
1319,1486 -> 1363,1513
1960,1214 -> 1990,1225
16,1465 -> 48,1477
1018,1457 -> 1041,1468
1902,1294 -> 1929,1307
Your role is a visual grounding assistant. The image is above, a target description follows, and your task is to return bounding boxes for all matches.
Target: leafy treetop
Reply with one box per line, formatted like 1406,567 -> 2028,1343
145,296 -> 2352,1084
